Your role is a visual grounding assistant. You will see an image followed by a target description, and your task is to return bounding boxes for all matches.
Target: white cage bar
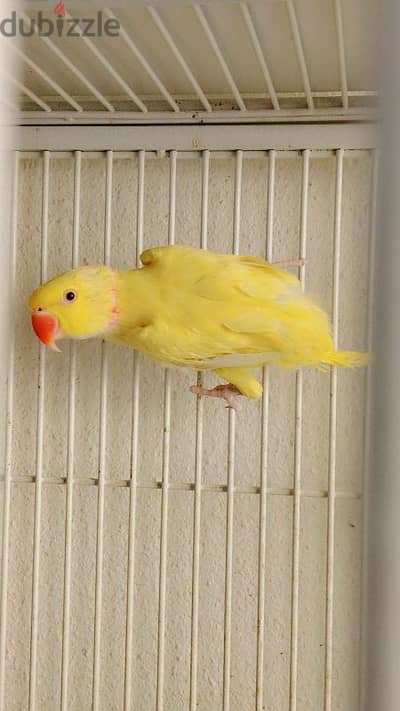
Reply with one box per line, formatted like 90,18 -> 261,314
0,127 -> 376,711
9,0 -> 378,124
0,152 -> 19,711
289,148 -> 310,711
28,150 -> 50,711
156,150 -> 176,711
124,149 -> 145,711
60,150 -> 81,711
92,150 -> 113,711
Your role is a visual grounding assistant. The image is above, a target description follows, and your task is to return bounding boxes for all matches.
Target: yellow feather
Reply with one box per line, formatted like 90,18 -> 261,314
28,245 -> 368,399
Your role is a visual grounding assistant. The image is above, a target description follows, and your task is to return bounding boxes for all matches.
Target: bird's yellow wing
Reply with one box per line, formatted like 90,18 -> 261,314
119,246 -> 333,369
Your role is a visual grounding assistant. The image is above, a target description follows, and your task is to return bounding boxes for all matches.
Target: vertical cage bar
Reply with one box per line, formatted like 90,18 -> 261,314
156,150 -> 176,711
324,148 -> 344,711
189,149 -> 209,711
359,149 -> 379,711
124,149 -> 145,711
222,150 -> 242,711
256,149 -> 275,711
289,149 -> 310,711
92,151 -> 113,711
0,152 -> 19,711
28,150 -> 50,711
60,150 -> 81,711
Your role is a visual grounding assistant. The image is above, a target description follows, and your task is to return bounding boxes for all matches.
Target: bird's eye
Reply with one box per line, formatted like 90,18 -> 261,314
63,289 -> 77,303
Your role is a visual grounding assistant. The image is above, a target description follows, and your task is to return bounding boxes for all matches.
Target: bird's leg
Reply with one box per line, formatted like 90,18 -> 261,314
190,383 -> 242,409
273,258 -> 306,269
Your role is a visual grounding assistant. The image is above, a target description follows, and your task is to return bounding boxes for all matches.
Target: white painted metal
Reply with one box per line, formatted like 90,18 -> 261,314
289,148 -> 310,711
92,151 -> 113,711
60,150 -> 81,711
28,150 -> 50,711
359,149 -> 379,711
104,9 -> 180,113
333,0 -> 349,110
13,124 -> 377,152
194,6 -> 246,111
189,149 -> 209,711
63,12 -> 147,113
18,12 -> 115,113
222,150 -> 242,711
148,7 -> 212,113
156,150 -> 176,711
0,152 -> 19,711
256,148 -> 275,711
124,149 -> 145,711
0,72 -> 51,113
286,0 -> 315,110
0,138 -> 374,709
6,44 -> 82,112
8,1 -> 378,124
240,3 -> 280,111
16,107 -> 377,126
324,148 -> 343,711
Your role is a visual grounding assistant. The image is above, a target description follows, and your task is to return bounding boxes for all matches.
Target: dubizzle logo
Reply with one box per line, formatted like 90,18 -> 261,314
0,2 -> 120,37
54,1 -> 65,16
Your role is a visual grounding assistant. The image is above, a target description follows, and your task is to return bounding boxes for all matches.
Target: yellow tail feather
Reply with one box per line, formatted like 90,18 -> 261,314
321,350 -> 369,368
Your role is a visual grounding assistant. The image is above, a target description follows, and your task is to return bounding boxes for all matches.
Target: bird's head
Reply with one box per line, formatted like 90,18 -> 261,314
28,265 -> 120,351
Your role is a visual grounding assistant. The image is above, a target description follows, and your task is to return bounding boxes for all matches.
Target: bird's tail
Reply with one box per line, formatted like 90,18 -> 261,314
321,350 -> 369,368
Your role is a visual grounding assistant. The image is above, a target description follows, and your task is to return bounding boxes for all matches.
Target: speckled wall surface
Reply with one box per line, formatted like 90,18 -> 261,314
1,150 -> 371,710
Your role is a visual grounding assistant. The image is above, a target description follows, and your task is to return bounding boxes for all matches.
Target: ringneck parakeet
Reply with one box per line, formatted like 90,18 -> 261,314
29,245 -> 367,406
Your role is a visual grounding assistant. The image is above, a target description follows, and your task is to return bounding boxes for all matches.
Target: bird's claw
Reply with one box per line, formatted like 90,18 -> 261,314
190,383 -> 241,410
274,258 -> 306,269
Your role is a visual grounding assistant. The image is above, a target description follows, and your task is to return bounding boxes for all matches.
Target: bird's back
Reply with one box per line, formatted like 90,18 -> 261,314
114,245 -> 335,369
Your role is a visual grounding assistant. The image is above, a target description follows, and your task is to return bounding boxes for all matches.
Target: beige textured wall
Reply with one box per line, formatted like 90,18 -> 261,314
1,150 -> 371,710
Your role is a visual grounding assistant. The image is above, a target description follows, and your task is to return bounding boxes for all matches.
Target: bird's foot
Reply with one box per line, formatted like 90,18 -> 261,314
274,258 -> 306,269
190,383 -> 242,410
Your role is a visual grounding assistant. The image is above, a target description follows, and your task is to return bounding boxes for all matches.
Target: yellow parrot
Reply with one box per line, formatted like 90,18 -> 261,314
28,245 -> 367,406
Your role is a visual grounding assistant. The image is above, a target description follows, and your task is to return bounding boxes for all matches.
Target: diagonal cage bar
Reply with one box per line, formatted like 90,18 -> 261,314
240,3 -> 280,111
5,44 -> 82,112
286,0 -> 314,110
0,71 -> 51,113
63,12 -> 147,113
18,12 -> 114,112
148,7 -> 211,112
194,5 -> 246,111
104,9 -> 180,113
333,0 -> 349,110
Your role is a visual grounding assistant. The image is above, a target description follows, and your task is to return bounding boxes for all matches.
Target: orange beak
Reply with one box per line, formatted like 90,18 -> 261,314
31,311 -> 61,352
